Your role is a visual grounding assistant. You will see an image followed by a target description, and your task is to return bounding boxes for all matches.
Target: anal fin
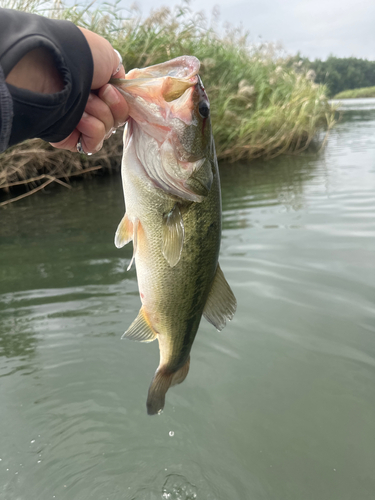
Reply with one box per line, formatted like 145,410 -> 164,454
122,307 -> 157,342
203,264 -> 237,331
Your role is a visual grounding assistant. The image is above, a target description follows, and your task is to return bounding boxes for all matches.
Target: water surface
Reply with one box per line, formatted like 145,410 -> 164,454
0,99 -> 375,499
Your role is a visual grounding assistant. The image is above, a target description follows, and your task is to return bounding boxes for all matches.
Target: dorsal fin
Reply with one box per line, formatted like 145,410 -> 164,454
122,307 -> 157,342
203,264 -> 237,331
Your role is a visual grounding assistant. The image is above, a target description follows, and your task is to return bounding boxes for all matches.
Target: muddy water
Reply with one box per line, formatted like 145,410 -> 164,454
0,98 -> 374,499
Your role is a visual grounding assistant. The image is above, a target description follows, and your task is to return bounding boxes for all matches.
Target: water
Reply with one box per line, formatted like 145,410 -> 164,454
0,99 -> 374,499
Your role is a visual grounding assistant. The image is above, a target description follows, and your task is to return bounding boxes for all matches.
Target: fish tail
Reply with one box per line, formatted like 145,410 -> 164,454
147,357 -> 190,415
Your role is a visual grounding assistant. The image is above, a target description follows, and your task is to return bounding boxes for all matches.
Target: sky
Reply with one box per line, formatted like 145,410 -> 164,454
126,0 -> 375,60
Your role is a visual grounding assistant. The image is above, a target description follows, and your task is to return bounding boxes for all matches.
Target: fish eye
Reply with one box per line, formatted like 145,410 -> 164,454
198,101 -> 210,119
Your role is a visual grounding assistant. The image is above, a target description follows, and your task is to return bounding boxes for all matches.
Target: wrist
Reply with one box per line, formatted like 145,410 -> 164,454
6,47 -> 64,94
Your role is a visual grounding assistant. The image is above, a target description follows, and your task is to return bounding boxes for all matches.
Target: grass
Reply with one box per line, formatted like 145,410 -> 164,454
0,0 -> 336,197
333,86 -> 375,99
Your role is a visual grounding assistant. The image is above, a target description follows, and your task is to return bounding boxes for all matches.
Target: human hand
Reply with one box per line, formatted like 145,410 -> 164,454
51,28 -> 129,154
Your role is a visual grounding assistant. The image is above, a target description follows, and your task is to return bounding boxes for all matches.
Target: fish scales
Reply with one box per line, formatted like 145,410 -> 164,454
112,56 -> 236,415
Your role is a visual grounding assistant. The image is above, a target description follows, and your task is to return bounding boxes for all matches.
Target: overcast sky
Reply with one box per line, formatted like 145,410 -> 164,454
128,0 -> 375,60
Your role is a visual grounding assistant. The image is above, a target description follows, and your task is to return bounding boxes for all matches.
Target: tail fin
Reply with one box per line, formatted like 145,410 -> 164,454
146,357 -> 190,415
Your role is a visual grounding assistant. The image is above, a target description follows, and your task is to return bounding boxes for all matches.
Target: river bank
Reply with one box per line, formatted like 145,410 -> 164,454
0,1 -> 336,200
334,86 -> 375,99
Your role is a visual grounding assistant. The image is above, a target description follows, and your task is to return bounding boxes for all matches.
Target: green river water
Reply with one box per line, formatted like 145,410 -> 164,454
0,98 -> 374,499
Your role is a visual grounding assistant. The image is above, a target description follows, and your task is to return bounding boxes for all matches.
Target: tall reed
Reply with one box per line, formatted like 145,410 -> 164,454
0,0 -> 336,192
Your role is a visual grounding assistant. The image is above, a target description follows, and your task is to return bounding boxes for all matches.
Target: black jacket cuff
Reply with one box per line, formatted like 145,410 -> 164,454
0,9 -> 93,146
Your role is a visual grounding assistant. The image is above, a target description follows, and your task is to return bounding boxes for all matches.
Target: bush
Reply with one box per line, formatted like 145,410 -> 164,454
0,0 -> 335,194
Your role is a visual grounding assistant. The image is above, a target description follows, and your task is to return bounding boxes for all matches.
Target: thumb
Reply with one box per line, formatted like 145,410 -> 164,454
78,28 -> 122,89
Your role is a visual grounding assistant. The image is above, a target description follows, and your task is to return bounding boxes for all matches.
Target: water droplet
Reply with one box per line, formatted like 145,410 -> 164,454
169,431 -> 174,437
162,474 -> 197,500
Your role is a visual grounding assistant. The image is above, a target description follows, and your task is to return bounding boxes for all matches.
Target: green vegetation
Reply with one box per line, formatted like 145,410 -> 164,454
333,86 -> 375,99
0,0 -> 335,198
291,55 -> 375,98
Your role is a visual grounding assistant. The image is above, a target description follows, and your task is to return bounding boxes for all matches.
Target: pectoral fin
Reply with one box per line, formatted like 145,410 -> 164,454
162,204 -> 185,267
115,213 -> 133,248
203,264 -> 237,331
122,306 -> 157,342
127,218 -> 139,271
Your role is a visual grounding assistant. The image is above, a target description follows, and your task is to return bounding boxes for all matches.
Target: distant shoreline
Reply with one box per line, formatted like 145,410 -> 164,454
333,87 -> 375,99
0,0 -> 335,206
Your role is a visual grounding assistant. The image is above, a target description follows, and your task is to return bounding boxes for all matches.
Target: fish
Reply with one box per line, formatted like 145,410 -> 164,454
111,56 -> 236,415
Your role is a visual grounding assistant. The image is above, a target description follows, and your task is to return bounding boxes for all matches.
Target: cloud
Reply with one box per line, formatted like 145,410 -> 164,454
133,0 -> 375,60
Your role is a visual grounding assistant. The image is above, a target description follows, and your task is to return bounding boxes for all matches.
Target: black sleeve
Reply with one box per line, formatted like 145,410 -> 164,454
0,8 -> 93,150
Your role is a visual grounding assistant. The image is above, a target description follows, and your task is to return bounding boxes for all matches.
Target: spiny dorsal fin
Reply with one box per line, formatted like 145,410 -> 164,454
162,204 -> 184,267
127,218 -> 139,271
203,264 -> 237,331
122,307 -> 157,342
115,213 -> 133,248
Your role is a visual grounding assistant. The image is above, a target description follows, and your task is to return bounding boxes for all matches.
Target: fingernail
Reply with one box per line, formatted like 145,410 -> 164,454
94,140 -> 104,153
105,128 -> 115,139
103,85 -> 120,106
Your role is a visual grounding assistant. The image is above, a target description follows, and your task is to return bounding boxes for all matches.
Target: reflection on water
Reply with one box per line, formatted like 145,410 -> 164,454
0,99 -> 375,499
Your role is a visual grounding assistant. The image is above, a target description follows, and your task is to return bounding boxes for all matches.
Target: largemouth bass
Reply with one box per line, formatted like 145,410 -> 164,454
111,56 -> 236,415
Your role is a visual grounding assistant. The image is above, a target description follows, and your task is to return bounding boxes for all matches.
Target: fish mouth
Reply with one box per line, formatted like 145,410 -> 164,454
111,57 -> 200,104
127,56 -> 200,80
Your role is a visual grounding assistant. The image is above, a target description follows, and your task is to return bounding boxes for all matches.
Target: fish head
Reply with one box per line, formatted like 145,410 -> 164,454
112,56 -> 214,202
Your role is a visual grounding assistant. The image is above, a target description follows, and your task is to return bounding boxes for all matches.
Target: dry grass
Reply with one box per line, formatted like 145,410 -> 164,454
0,132 -> 123,197
0,0 -> 336,201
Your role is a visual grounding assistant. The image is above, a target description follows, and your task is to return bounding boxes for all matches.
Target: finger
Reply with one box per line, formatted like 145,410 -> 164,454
98,84 -> 129,129
50,128 -> 80,152
84,93 -> 114,137
112,64 -> 125,80
76,112 -> 106,154
112,49 -> 124,77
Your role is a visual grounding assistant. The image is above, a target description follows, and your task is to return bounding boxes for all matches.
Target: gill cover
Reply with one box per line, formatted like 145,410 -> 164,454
110,56 -> 213,202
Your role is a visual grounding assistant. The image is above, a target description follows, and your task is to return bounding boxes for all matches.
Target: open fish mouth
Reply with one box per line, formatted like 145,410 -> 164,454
110,56 -> 200,103
111,55 -> 213,201
125,56 -> 200,80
